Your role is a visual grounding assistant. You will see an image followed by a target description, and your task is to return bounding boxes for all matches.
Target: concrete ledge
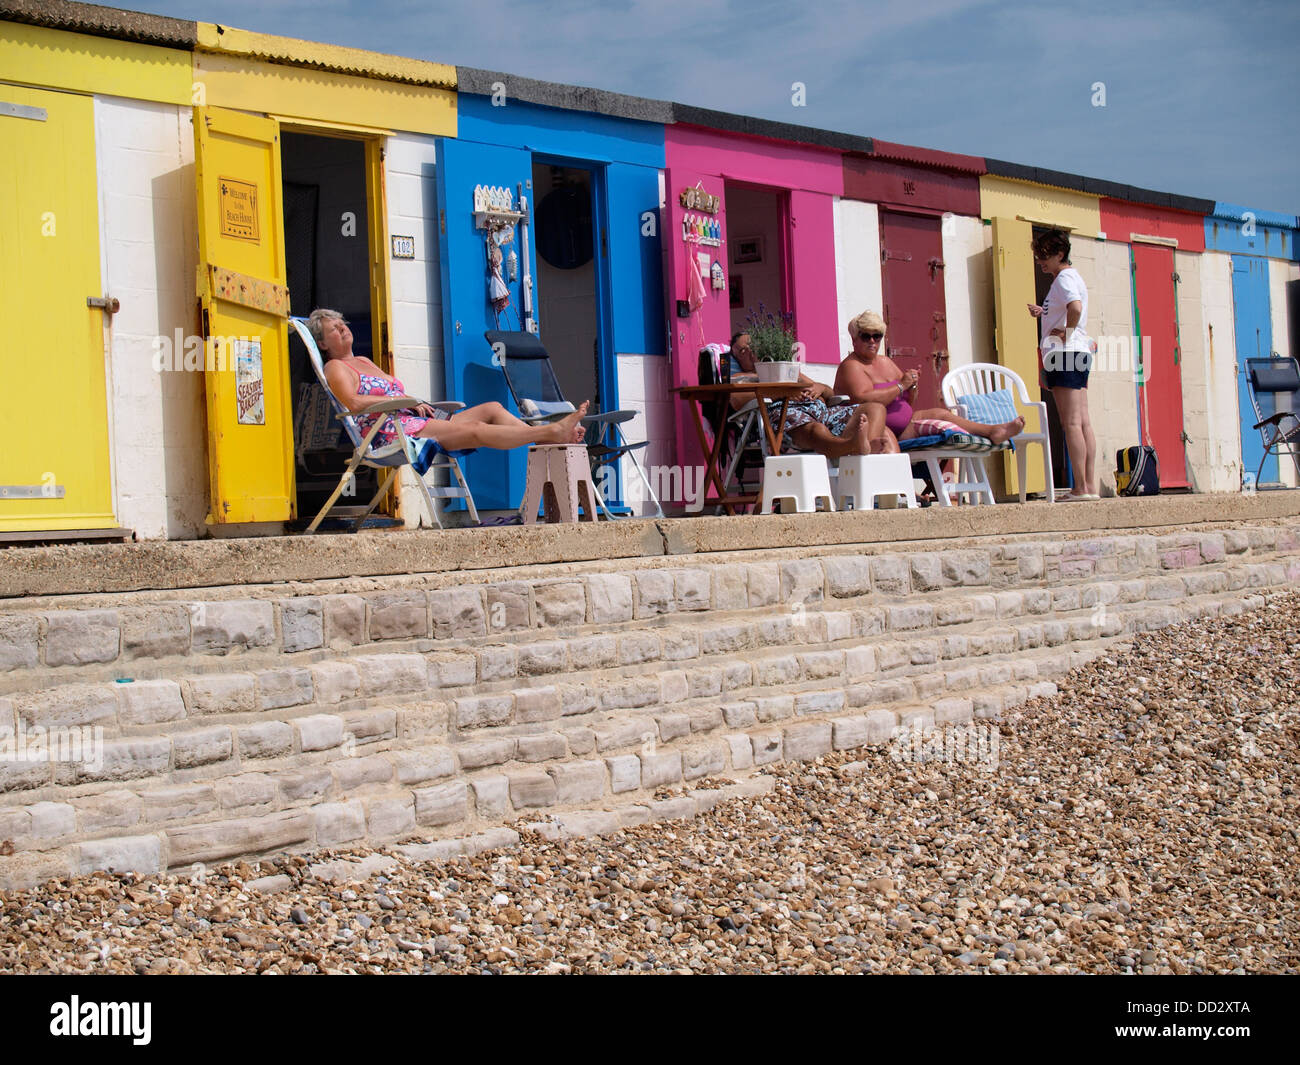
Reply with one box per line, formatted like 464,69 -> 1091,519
2,493 -> 1297,599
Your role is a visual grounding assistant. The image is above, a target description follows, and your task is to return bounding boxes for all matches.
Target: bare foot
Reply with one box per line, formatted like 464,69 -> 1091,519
823,408 -> 867,458
541,402 -> 589,445
987,416 -> 1025,445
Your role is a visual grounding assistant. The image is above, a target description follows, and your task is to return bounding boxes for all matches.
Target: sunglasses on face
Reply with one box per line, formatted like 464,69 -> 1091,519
858,332 -> 884,342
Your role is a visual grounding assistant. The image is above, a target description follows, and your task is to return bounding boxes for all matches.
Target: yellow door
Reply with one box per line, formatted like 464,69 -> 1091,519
0,86 -> 115,532
990,215 -> 1044,496
194,106 -> 295,524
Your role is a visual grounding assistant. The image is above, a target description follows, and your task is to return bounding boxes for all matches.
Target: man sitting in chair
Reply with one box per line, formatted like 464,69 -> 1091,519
726,331 -> 892,457
309,308 -> 587,452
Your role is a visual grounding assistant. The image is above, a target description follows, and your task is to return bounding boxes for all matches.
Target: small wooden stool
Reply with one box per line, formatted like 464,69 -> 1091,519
519,444 -> 601,523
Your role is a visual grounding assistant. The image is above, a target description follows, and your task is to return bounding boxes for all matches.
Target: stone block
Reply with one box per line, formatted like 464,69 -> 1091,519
591,716 -> 657,752
0,615 -> 39,672
745,562 -> 781,607
852,608 -> 887,637
943,633 -> 971,658
279,598 -> 323,653
640,750 -> 683,788
725,733 -> 754,770
687,666 -> 724,698
341,708 -> 396,746
661,629 -> 701,662
486,582 -> 531,633
567,635 -> 617,671
898,707 -> 935,731
510,686 -> 560,725
933,697 -> 974,725
972,691 -> 1005,719
722,662 -> 753,690
909,555 -> 943,592
549,760 -> 607,803
167,810 -> 312,866
256,668 -> 314,711
751,731 -> 783,765
752,695 -> 795,723
213,773 -> 277,810
687,706 -> 724,733
323,594 -> 366,647
117,680 -> 186,726
824,610 -> 853,641
293,714 -> 343,753
354,653 -> 427,698
507,770 -> 556,809
586,573 -> 634,624
534,582 -> 587,627
870,555 -> 911,596
862,710 -> 897,744
659,670 -> 689,705
516,732 -> 566,762
141,783 -> 218,822
795,690 -> 846,717
120,605 -> 190,660
673,568 -> 712,611
455,736 -> 517,769
914,674 -> 945,699
185,674 -> 256,716
454,694 -> 514,730
831,715 -> 873,750
682,741 -> 727,781
656,712 -> 691,741
15,685 -> 116,729
844,646 -> 877,679
308,661 -> 361,705
314,800 -> 367,847
755,655 -> 800,686
278,768 -> 333,804
619,631 -> 661,665
173,726 -> 233,769
429,588 -> 487,639
76,737 -> 170,784
822,556 -> 873,598
77,834 -> 162,877
635,570 -> 675,617
471,774 -> 510,818
799,650 -> 846,680
721,702 -> 757,728
943,550 -> 992,586
699,622 -> 754,656
517,640 -> 567,676
366,592 -> 428,641
44,610 -> 119,666
427,652 -> 477,689
909,639 -> 941,666
876,643 -> 910,672
783,721 -> 832,761
888,603 -> 934,631
757,614 -> 799,646
28,801 -> 76,838
367,798 -> 416,839
391,747 -> 456,784
72,790 -> 140,833
190,600 -> 275,655
600,678 -> 661,711
476,646 -> 517,682
559,684 -> 597,718
712,565 -> 749,610
1022,589 -> 1052,615
779,559 -> 825,606
332,754 -> 393,791
606,755 -> 641,793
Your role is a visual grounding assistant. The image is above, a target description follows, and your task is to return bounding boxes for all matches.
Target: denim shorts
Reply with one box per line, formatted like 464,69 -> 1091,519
1042,347 -> 1092,390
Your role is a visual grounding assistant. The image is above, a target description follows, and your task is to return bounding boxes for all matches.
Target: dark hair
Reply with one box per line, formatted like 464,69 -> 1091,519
1032,228 -> 1071,263
730,332 -> 748,348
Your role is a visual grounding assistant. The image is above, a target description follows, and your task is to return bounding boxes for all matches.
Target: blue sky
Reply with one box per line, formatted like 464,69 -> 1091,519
137,0 -> 1298,212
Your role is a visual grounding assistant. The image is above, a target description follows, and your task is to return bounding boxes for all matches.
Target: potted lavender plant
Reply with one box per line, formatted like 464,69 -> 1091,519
745,305 -> 801,382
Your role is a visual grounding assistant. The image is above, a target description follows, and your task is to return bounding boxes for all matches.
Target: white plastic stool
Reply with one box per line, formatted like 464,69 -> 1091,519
519,444 -> 601,523
835,453 -> 919,510
758,454 -> 836,514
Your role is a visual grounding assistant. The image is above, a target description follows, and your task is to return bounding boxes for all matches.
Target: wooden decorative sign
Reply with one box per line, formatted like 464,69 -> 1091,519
679,185 -> 720,214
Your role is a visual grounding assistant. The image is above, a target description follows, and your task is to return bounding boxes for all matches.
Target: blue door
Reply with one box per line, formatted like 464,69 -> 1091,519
1231,255 -> 1275,484
436,138 -> 535,511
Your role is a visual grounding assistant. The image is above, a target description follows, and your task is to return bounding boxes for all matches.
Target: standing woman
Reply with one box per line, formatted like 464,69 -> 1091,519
1028,229 -> 1097,500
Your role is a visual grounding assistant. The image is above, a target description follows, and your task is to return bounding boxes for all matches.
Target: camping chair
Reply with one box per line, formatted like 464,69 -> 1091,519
1246,356 -> 1300,487
484,329 -> 664,518
941,363 -> 1054,503
289,317 -> 479,532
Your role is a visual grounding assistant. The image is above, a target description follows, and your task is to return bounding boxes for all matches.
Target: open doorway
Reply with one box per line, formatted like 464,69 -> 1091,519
725,182 -> 788,336
281,131 -> 381,523
532,162 -> 600,410
1032,224 -> 1070,493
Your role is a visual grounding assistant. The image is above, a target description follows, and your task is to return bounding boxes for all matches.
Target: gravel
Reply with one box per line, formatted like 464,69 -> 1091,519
2,591 -> 1296,975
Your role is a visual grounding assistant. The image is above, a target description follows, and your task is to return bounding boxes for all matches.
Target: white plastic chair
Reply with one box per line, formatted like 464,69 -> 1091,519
942,363 -> 1054,503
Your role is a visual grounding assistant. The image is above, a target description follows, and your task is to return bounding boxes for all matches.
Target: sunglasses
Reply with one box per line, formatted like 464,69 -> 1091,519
858,332 -> 884,342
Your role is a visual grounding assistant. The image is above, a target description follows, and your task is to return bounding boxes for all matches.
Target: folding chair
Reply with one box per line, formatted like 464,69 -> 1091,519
484,330 -> 663,518
289,317 -> 479,532
942,362 -> 1053,503
1245,356 -> 1300,487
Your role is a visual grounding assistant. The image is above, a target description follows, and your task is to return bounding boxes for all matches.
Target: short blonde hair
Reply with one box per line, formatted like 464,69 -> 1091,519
848,310 -> 887,340
306,308 -> 345,350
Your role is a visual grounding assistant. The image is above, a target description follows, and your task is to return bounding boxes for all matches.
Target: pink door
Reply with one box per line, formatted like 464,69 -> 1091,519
879,210 -> 948,411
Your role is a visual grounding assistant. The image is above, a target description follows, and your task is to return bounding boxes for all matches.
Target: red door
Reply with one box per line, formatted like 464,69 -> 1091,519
880,210 -> 948,411
1133,243 -> 1188,487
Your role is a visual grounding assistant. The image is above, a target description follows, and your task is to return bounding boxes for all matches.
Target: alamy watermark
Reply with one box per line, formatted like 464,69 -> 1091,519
1042,336 -> 1154,382
1,721 -> 105,773
152,330 -> 259,373
597,463 -> 707,513
889,722 -> 1000,771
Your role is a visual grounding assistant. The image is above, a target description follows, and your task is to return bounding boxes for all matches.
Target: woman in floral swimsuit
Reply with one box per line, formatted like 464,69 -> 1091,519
309,309 -> 587,452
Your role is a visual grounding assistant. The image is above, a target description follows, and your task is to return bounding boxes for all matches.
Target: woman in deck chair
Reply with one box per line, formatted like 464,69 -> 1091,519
309,309 -> 587,452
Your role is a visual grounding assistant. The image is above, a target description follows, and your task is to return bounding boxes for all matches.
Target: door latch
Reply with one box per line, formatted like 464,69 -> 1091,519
87,295 -> 120,316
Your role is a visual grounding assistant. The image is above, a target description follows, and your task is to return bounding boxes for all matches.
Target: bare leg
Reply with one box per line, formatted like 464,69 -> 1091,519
907,406 -> 1025,445
790,405 -> 871,458
417,402 -> 588,451
863,404 -> 899,454
1051,387 -> 1096,495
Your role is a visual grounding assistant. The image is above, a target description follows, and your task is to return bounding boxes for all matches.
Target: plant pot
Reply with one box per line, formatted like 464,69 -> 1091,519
756,360 -> 800,383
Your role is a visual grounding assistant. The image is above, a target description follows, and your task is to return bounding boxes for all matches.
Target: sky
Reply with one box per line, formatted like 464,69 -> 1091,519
132,0 -> 1298,212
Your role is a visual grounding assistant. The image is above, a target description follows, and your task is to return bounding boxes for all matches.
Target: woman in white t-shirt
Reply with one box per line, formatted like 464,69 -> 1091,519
1027,229 -> 1097,500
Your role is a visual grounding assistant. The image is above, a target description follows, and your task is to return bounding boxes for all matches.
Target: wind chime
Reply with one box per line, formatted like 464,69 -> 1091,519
475,184 -> 527,330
